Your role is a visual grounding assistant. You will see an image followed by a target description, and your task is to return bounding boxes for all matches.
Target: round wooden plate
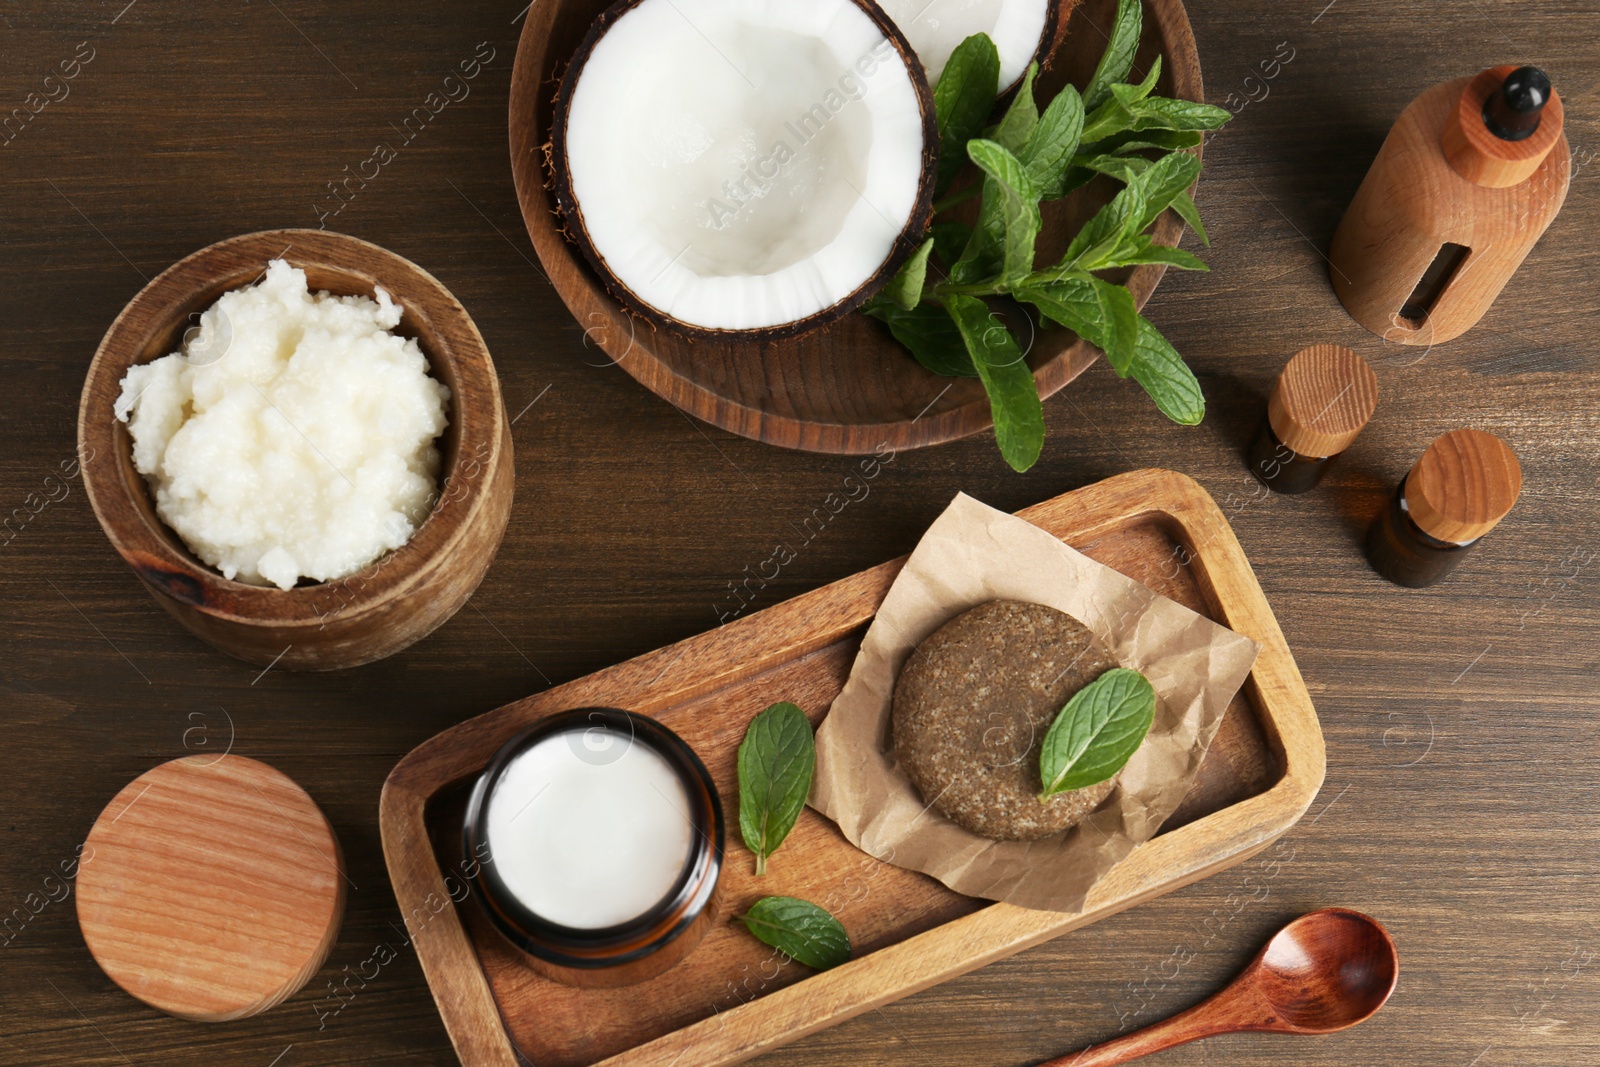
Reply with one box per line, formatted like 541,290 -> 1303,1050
510,0 -> 1205,455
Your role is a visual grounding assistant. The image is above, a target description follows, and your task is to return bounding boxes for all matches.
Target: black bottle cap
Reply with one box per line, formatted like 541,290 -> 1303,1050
1483,66 -> 1552,142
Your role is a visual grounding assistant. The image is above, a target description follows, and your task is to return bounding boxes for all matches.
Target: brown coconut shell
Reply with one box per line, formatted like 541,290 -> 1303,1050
1006,0 -> 1071,95
1042,0 -> 1084,74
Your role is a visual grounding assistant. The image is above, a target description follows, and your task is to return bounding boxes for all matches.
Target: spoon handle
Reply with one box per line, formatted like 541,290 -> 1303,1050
1036,984 -> 1272,1067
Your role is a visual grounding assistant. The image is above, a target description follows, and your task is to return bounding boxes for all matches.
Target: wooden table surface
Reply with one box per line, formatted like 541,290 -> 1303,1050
3,2 -> 1597,1065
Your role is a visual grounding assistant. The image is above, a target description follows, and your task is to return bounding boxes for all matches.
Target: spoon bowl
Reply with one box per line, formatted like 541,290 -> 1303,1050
1254,908 -> 1398,1032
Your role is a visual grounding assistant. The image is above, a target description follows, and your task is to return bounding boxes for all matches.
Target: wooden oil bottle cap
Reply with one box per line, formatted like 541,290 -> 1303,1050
76,755 -> 345,1022
1267,345 -> 1379,459
1404,429 -> 1523,543
1443,65 -> 1564,188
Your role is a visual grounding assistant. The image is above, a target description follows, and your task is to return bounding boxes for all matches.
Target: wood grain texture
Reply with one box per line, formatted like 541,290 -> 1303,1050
1266,344 -> 1378,458
76,755 -> 345,1022
1328,74 -> 1571,346
76,229 -> 516,670
1404,428 -> 1522,544
508,0 -> 1201,455
4,2 -> 1600,1066
381,469 -> 1324,1067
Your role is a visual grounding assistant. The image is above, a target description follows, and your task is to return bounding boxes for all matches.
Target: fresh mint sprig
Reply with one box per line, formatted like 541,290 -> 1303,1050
864,0 -> 1231,472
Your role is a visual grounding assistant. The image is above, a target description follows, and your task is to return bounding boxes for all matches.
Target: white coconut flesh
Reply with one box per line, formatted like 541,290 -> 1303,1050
560,0 -> 929,334
877,0 -> 1053,89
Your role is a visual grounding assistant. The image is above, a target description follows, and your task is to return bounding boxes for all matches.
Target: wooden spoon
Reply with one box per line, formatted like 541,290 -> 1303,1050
1040,908 -> 1398,1066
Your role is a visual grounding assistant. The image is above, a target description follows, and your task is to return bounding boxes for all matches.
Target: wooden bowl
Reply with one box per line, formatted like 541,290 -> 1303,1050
510,0 -> 1204,455
78,229 -> 514,671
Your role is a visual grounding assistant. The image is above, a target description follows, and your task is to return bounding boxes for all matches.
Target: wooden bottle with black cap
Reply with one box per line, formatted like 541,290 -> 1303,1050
1250,344 -> 1379,494
1329,66 -> 1570,345
1367,429 -> 1522,588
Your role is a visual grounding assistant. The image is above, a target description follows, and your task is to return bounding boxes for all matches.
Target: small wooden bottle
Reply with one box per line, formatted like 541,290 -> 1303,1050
1249,344 -> 1379,494
1366,429 -> 1522,588
1330,66 -> 1570,345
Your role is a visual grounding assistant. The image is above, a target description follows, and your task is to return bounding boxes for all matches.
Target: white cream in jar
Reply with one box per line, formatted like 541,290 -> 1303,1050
484,727 -> 696,930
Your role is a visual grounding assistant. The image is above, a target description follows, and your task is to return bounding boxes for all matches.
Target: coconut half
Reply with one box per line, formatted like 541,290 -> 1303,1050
877,0 -> 1060,91
550,0 -> 936,339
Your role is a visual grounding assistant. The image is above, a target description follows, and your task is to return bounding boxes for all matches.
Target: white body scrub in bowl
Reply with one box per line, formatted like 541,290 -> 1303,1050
114,260 -> 450,591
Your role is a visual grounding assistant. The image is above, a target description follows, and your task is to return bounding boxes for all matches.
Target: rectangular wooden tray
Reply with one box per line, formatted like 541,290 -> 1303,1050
380,469 -> 1325,1067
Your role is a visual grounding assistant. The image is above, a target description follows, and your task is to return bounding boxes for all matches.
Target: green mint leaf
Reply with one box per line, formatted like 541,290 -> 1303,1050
1082,94 -> 1228,145
737,897 -> 851,971
1015,276 -> 1137,375
1132,151 -> 1203,231
1022,84 -> 1084,199
1073,152 -> 1154,185
1020,282 -> 1206,421
1170,191 -> 1209,245
934,34 -> 1002,195
857,10 -> 1223,454
884,238 -> 935,311
1137,54 -> 1163,97
866,301 -> 978,378
1102,236 -> 1209,271
1109,55 -> 1162,106
1057,175 -> 1147,273
1080,94 -> 1138,144
948,189 -> 1001,284
1053,151 -> 1194,274
966,139 -> 1041,284
1088,277 -> 1139,375
930,219 -> 973,266
1099,129 -> 1205,154
995,63 -> 1040,152
948,179 -> 1008,285
1063,133 -> 1203,195
1129,314 -> 1205,424
1082,0 -> 1143,110
1038,667 -> 1156,798
1016,277 -> 1105,346
1127,96 -> 1233,132
943,294 -> 1044,472
737,702 -> 816,876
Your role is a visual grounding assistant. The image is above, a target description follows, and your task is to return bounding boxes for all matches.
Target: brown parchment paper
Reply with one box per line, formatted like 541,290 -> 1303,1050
810,493 -> 1260,913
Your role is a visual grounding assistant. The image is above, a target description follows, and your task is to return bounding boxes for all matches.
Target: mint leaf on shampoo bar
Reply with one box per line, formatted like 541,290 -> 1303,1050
1039,667 -> 1156,799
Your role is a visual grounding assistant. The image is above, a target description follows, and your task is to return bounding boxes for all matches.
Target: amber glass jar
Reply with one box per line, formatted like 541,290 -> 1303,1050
463,708 -> 723,988
1366,476 -> 1479,587
1249,421 -> 1336,494
1365,429 -> 1522,588
1250,345 -> 1378,495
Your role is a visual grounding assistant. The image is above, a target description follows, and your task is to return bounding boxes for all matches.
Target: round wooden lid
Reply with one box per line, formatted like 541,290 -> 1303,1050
1267,345 -> 1380,458
1405,429 -> 1523,543
77,755 -> 345,1022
